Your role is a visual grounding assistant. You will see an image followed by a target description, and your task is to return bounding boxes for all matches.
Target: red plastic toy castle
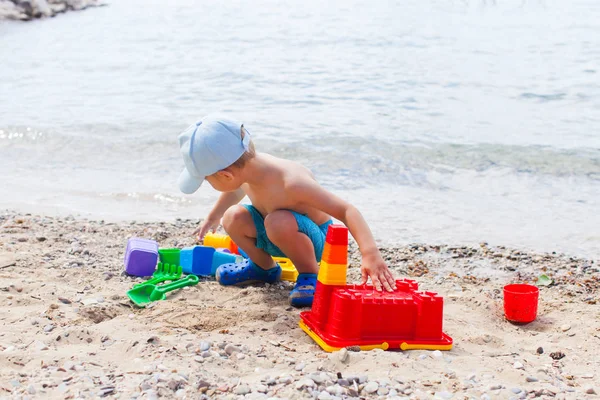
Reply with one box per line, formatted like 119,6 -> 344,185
299,225 -> 453,352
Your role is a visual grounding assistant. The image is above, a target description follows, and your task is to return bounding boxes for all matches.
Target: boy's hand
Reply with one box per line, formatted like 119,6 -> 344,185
193,216 -> 220,241
360,251 -> 396,292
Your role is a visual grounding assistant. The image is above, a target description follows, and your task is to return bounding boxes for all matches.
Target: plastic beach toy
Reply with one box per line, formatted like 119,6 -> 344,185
127,275 -> 199,307
133,263 -> 182,288
124,238 -> 159,277
504,284 -> 539,323
158,248 -> 180,266
204,233 -> 239,254
273,257 -> 299,282
180,246 -> 215,275
299,224 -> 453,352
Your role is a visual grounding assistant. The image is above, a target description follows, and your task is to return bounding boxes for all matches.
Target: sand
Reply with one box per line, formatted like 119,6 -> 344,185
0,211 -> 598,400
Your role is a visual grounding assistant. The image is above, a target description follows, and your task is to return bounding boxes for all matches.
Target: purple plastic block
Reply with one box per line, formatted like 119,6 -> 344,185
124,238 -> 159,277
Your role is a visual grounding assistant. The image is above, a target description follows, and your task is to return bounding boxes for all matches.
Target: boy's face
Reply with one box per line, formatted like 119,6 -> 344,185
205,169 -> 242,192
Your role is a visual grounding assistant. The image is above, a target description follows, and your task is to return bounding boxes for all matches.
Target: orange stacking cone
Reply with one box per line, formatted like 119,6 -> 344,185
317,225 -> 348,286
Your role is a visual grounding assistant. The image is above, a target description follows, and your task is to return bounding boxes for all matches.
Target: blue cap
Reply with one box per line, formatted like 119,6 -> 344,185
178,115 -> 251,194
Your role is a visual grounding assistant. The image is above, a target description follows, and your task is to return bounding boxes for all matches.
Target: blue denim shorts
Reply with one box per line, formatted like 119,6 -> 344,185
242,204 -> 332,262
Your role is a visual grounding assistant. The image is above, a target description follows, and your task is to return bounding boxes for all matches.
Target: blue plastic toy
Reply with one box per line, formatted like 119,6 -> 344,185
180,246 -> 215,275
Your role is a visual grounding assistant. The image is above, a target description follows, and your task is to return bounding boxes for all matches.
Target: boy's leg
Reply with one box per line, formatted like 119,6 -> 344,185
263,211 -> 319,274
222,205 -> 276,270
215,205 -> 282,286
264,210 -> 326,307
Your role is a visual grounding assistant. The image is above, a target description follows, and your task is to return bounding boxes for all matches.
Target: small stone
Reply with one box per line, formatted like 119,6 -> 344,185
377,387 -> 390,396
389,389 -> 398,396
586,388 -> 596,395
234,384 -> 251,395
224,344 -> 241,355
513,362 -> 524,370
168,379 -> 182,391
201,351 -> 211,358
435,391 -> 453,400
199,342 -> 211,352
194,356 -> 203,363
338,348 -> 349,363
560,324 -> 571,332
236,353 -> 246,360
27,384 -> 36,394
58,297 -> 71,304
337,379 -> 350,387
43,324 -> 55,333
35,341 -> 48,351
30,319 -> 39,326
278,376 -> 293,384
526,376 -> 538,382
536,347 -> 543,354
358,375 -> 368,384
310,373 -> 327,384
295,378 -> 315,390
295,362 -> 306,371
81,298 -> 98,306
431,350 -> 444,359
364,381 -> 379,393
140,382 -> 152,391
98,386 -> 115,396
318,391 -> 332,400
265,378 -> 277,386
511,388 -> 522,394
197,380 -> 210,389
490,385 -> 502,390
256,384 -> 268,393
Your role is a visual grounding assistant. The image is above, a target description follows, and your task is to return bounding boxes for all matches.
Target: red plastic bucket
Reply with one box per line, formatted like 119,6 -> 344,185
503,284 -> 539,323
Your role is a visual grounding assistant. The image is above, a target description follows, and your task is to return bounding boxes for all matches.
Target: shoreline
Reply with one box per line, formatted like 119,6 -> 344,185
0,211 -> 598,399
0,0 -> 102,21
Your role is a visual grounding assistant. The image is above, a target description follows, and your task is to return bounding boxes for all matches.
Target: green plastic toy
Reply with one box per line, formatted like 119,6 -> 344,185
133,263 -> 182,288
158,248 -> 181,266
127,274 -> 199,307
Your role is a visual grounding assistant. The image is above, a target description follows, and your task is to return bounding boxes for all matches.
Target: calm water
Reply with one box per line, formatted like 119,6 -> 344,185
1,0 -> 599,257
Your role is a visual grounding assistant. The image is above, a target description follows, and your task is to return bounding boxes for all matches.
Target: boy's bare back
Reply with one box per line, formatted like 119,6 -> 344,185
240,153 -> 331,226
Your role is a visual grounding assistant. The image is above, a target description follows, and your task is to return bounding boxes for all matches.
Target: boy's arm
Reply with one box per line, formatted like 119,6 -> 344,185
293,180 -> 396,292
194,188 -> 246,239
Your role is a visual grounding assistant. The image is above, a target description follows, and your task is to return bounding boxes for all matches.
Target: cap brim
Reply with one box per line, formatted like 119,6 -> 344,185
178,168 -> 203,194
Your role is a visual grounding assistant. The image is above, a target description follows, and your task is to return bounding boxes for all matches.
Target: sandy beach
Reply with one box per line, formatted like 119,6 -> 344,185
0,211 -> 598,399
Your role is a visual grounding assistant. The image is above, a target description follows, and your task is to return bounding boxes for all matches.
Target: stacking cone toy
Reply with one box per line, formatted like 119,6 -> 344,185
299,224 -> 453,352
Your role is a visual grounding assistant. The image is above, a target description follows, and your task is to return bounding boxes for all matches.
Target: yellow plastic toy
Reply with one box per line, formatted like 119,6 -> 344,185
203,233 -> 238,254
204,233 -> 300,282
273,257 -> 299,282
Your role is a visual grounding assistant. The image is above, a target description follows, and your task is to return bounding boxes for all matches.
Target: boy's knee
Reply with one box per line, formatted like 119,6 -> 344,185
222,205 -> 252,233
264,211 -> 297,242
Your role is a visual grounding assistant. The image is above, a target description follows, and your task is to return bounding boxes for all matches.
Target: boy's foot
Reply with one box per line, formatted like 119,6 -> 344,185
216,259 -> 281,286
289,273 -> 317,307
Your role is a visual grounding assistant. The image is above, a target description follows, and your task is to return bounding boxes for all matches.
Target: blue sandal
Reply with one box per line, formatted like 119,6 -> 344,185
289,273 -> 317,307
216,259 -> 282,286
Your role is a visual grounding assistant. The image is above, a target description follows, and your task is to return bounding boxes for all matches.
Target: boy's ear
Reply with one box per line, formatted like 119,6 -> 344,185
216,170 -> 234,181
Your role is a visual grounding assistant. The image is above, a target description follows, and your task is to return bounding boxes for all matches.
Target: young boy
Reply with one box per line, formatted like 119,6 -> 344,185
178,115 -> 396,307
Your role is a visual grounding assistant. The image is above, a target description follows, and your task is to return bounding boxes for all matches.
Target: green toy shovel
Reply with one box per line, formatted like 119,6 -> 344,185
133,263 -> 182,288
127,274 -> 199,307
